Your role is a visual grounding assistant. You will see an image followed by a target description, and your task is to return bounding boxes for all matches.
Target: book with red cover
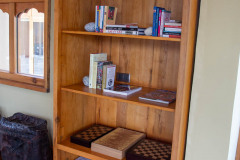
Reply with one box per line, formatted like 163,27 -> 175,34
139,89 -> 176,104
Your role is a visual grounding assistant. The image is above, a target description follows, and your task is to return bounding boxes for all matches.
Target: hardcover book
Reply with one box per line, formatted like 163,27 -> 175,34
95,61 -> 113,89
102,64 -> 116,89
91,128 -> 146,159
89,53 -> 107,88
160,10 -> 171,37
103,6 -> 118,33
139,89 -> 176,104
103,84 -> 142,96
126,139 -> 172,160
70,125 -> 114,148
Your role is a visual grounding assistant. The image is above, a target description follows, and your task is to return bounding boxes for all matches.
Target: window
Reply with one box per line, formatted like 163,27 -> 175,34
0,1 -> 50,92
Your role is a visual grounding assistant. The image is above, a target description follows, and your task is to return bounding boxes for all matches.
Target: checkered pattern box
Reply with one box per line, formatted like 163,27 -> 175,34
126,139 -> 172,160
70,125 -> 114,148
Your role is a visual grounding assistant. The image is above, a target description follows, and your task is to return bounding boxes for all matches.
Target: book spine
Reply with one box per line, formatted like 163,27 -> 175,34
164,22 -> 182,26
96,6 -> 100,32
89,55 -> 94,88
105,30 -> 138,35
92,62 -> 98,89
164,28 -> 182,32
164,25 -> 182,28
158,9 -> 162,37
106,24 -> 138,28
95,6 -> 98,32
152,6 -> 157,36
154,7 -> 159,36
106,27 -> 138,31
160,10 -> 165,37
102,65 -> 107,89
100,6 -> 104,33
98,6 -> 101,32
163,34 -> 181,38
103,6 -> 108,33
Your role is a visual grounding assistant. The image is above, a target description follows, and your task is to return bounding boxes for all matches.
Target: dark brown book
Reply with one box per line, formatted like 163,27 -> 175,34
91,128 -> 146,159
126,139 -> 172,160
70,125 -> 114,148
139,90 -> 176,104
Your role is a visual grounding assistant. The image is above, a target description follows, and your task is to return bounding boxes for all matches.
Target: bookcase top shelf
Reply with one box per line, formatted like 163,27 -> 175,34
62,30 -> 181,42
61,84 -> 176,112
58,138 -> 125,160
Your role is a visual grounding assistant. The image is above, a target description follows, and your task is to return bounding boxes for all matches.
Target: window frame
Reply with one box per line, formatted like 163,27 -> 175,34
0,0 -> 50,92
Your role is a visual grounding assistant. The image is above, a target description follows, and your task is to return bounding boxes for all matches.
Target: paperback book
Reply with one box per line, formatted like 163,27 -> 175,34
91,128 -> 146,159
103,84 -> 142,96
139,89 -> 176,104
89,53 -> 107,88
102,64 -> 116,89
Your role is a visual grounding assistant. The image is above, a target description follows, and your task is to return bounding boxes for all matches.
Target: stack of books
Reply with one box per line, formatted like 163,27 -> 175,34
103,84 -> 142,96
95,6 -> 118,33
152,6 -> 171,37
89,53 -> 116,89
163,21 -> 182,38
105,24 -> 138,35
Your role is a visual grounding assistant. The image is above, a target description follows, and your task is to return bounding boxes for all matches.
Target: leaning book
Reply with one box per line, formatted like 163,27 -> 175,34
139,89 -> 176,104
91,128 -> 146,159
103,84 -> 142,96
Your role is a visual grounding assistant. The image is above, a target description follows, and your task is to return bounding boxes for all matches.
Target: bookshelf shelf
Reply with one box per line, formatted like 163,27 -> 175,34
61,84 -> 176,112
58,138 -> 125,160
62,30 -> 181,42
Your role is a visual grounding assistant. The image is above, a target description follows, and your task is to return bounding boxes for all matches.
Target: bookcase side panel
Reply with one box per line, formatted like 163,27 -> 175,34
96,98 -> 175,143
60,91 -> 97,142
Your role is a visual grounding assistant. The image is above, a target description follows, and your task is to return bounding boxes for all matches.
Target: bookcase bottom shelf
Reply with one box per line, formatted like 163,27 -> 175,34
57,138 -> 126,160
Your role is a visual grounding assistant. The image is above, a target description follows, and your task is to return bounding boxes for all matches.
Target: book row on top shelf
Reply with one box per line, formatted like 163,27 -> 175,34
60,0 -> 183,40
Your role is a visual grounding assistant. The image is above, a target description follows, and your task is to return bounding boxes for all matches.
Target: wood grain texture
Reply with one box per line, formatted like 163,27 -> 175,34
171,0 -> 199,160
15,2 -> 44,15
62,84 -> 176,112
61,34 -> 180,91
0,3 -> 9,13
60,91 -> 96,141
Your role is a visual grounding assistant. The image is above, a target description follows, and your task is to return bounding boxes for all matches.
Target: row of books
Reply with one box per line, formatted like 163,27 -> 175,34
71,125 -> 172,160
152,6 -> 171,37
89,53 -> 116,89
163,21 -> 182,38
95,6 -> 118,33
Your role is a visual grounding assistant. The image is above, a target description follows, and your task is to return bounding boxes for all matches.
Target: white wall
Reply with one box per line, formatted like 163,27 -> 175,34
185,0 -> 240,160
0,0 -> 54,138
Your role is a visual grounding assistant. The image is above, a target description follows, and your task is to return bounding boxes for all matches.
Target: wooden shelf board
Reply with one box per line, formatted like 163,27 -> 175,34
57,138 -> 125,160
62,30 -> 181,42
61,84 -> 175,112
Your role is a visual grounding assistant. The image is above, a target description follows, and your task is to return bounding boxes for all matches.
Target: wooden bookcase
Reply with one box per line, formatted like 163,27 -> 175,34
53,0 -> 199,160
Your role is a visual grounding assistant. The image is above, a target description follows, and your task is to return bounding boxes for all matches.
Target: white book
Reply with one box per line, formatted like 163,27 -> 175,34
89,53 -> 107,88
164,28 -> 182,32
103,84 -> 142,96
160,10 -> 171,37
